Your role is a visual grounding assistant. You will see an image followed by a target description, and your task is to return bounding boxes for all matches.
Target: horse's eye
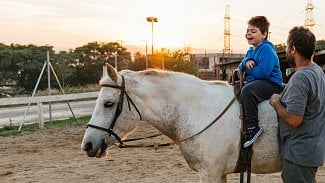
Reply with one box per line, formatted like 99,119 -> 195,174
104,101 -> 114,108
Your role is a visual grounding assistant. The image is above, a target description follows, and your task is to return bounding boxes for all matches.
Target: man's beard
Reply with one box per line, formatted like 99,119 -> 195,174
287,55 -> 296,68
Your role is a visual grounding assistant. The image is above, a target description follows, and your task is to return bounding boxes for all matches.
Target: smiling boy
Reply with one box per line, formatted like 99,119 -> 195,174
238,16 -> 283,148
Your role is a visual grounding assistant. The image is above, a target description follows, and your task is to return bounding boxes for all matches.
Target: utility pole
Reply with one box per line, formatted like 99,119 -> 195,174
304,0 -> 316,32
161,48 -> 165,70
222,5 -> 231,81
112,52 -> 117,70
144,40 -> 148,69
223,5 -> 231,54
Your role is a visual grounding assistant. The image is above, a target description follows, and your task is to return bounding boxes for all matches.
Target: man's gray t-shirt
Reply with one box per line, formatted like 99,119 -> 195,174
280,64 -> 325,167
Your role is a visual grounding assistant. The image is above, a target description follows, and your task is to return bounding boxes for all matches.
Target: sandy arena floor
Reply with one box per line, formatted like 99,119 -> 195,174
0,122 -> 324,183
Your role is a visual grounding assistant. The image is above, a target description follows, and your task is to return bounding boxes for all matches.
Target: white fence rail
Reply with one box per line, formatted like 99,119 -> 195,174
0,92 -> 98,106
0,92 -> 99,128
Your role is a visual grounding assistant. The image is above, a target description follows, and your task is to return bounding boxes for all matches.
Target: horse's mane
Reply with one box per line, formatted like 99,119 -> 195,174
100,69 -> 230,87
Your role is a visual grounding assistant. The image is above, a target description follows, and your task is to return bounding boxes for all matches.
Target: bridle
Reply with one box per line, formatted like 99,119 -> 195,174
86,75 -> 142,145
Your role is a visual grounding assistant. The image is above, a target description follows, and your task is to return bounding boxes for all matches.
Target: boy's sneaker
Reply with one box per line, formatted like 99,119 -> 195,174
243,126 -> 263,148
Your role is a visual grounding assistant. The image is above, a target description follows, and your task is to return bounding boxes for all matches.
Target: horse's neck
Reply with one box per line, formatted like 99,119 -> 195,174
130,77 -> 236,140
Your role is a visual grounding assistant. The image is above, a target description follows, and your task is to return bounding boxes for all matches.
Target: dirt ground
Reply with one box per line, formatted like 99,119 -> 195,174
0,122 -> 324,183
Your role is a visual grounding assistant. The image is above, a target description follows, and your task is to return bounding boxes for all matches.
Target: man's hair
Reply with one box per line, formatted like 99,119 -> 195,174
287,26 -> 316,60
248,16 -> 270,39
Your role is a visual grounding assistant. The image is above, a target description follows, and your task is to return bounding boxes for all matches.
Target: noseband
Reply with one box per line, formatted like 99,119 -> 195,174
86,75 -> 142,145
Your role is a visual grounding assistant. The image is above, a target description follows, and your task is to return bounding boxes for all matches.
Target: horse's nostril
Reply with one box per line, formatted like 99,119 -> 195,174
83,142 -> 93,152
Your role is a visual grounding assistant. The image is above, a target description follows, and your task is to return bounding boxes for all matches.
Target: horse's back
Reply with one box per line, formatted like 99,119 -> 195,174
251,100 -> 282,173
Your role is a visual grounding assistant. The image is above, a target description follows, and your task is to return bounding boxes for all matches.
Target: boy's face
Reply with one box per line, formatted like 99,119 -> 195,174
246,24 -> 267,47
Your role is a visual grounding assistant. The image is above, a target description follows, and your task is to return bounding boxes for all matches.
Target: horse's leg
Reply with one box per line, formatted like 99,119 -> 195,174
198,170 -> 227,183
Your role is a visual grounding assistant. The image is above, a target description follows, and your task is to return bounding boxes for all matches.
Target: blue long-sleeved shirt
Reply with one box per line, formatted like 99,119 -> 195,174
238,39 -> 283,88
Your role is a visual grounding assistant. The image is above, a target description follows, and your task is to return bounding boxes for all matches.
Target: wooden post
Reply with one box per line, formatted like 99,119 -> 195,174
37,99 -> 44,129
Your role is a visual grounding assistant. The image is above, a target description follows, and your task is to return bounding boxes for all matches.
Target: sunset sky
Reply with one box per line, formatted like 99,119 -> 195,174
0,0 -> 324,53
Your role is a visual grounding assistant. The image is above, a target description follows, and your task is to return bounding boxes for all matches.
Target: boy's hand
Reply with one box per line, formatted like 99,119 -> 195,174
245,60 -> 255,69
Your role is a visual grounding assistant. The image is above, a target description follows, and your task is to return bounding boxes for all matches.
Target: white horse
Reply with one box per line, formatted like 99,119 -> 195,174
81,64 -> 282,183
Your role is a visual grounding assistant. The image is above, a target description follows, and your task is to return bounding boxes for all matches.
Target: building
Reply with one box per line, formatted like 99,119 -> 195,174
194,49 -> 325,82
192,52 -> 245,80
277,49 -> 325,82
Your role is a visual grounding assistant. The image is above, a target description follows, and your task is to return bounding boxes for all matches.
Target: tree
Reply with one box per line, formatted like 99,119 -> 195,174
275,40 -> 325,53
275,43 -> 286,52
0,43 -> 54,94
128,52 -> 147,71
163,49 -> 197,75
51,50 -> 75,88
316,40 -> 325,50
0,44 -> 15,86
66,42 -> 131,86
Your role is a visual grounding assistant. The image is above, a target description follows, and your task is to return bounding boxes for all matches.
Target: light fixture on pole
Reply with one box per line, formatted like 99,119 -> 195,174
146,16 -> 158,55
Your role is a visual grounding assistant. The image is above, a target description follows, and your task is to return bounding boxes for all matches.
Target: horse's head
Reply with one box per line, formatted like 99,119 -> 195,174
81,64 -> 141,158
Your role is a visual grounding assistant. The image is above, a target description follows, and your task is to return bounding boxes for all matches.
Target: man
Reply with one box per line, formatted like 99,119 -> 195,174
270,26 -> 325,183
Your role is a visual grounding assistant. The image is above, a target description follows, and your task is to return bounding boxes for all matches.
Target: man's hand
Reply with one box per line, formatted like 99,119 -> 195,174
269,93 -> 303,128
270,94 -> 281,107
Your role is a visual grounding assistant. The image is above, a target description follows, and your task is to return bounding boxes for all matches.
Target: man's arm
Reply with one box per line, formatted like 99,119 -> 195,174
269,94 -> 303,128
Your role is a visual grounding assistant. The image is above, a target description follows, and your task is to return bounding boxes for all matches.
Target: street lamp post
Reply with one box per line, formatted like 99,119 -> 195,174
146,16 -> 158,55
145,40 -> 148,69
112,52 -> 117,70
161,48 -> 165,70
142,40 -> 149,70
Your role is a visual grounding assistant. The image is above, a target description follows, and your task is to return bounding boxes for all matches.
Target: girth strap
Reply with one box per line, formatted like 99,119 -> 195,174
231,69 -> 253,183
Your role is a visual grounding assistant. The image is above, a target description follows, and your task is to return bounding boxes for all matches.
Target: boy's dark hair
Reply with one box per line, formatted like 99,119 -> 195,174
287,26 -> 315,60
248,16 -> 270,39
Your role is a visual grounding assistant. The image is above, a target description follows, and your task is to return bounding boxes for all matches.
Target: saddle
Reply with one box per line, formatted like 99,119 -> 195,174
231,69 -> 245,101
230,69 -> 253,183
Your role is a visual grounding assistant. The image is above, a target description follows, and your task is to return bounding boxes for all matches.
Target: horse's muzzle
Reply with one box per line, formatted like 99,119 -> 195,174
82,139 -> 108,158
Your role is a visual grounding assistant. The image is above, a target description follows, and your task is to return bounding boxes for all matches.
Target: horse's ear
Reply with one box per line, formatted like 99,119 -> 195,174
103,63 -> 118,83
